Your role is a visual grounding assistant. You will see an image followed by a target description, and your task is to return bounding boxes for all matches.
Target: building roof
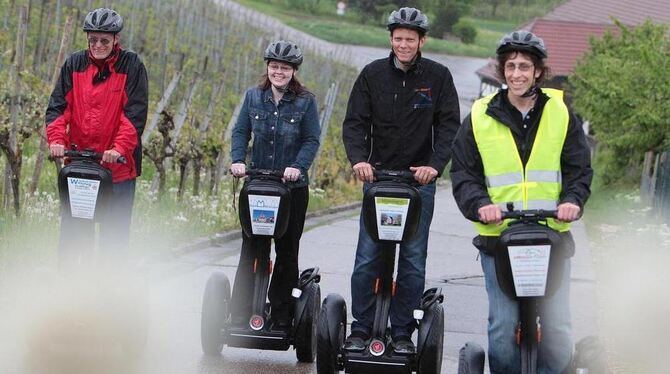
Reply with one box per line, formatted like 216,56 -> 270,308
544,0 -> 670,26
529,19 -> 612,76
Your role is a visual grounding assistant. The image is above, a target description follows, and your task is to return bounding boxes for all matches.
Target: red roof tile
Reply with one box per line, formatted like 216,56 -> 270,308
544,0 -> 670,25
530,19 -> 613,76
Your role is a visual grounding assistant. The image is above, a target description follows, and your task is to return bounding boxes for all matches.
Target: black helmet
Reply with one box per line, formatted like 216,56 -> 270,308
387,7 -> 429,34
496,30 -> 547,59
264,40 -> 303,68
82,8 -> 123,33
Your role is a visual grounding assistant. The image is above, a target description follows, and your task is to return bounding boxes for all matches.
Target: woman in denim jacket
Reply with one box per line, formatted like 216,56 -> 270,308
229,40 -> 321,329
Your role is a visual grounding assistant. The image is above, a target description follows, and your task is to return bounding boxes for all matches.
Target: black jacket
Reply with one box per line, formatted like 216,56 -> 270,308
450,89 -> 593,223
342,52 -> 460,175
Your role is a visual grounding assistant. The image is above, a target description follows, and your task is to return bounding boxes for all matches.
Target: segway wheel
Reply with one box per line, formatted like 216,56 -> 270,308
417,303 -> 444,374
457,341 -> 486,374
295,282 -> 321,362
201,271 -> 231,355
316,293 -> 347,374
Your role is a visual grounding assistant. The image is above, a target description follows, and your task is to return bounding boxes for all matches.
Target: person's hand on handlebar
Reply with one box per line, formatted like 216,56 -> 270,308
353,162 -> 374,183
478,203 -> 503,224
230,163 -> 246,178
283,167 -> 301,182
102,149 -> 122,163
556,202 -> 580,222
409,166 -> 437,185
49,144 -> 65,158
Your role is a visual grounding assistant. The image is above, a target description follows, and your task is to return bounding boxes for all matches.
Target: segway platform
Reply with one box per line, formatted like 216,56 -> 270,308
224,325 -> 291,351
343,344 -> 413,374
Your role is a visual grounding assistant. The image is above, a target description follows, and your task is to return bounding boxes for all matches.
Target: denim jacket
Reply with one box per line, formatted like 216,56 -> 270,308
231,86 -> 321,187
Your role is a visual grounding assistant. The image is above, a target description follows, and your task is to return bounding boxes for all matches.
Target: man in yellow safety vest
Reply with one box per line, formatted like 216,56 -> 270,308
450,30 -> 593,373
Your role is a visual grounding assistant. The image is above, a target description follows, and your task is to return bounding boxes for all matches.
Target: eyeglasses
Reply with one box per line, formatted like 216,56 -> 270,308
87,37 -> 113,46
504,62 -> 534,72
268,63 -> 293,72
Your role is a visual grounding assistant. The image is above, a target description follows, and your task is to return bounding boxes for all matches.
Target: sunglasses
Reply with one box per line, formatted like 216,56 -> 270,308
87,37 -> 114,46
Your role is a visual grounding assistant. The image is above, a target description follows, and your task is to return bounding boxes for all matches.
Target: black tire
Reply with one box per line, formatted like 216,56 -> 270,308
201,271 -> 231,355
295,282 -> 321,362
417,303 -> 444,374
457,341 -> 486,374
316,293 -> 347,374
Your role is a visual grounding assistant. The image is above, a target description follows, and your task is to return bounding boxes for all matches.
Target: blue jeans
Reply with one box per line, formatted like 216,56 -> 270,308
480,252 -> 572,374
350,182 -> 435,338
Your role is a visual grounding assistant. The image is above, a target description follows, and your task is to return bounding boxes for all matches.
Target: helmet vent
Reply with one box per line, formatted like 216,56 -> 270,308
409,10 -> 418,21
281,44 -> 292,56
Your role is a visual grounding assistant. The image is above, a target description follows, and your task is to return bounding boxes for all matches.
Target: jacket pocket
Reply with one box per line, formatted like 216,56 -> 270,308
249,109 -> 269,136
280,112 -> 304,136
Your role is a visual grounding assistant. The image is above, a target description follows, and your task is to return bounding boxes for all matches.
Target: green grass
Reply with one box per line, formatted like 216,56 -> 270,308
236,0 -> 517,58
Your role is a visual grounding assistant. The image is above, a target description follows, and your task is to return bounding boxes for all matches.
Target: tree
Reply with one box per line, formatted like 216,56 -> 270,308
431,0 -> 473,38
570,20 -> 670,185
348,0 -> 397,24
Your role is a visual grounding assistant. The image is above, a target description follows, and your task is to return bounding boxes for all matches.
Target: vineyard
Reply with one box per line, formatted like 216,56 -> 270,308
0,0 -> 360,259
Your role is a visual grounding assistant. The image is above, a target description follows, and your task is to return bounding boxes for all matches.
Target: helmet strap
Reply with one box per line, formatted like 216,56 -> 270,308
521,84 -> 539,98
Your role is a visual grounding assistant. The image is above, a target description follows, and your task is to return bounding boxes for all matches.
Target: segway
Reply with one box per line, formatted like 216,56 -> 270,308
457,208 -> 607,374
200,169 -> 322,362
317,170 -> 445,374
27,147 -> 148,361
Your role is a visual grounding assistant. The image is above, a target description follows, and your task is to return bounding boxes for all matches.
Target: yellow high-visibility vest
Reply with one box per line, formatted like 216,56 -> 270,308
472,88 -> 570,236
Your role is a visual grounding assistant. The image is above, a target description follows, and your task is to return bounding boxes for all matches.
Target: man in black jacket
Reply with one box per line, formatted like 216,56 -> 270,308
450,31 -> 592,373
342,7 -> 460,354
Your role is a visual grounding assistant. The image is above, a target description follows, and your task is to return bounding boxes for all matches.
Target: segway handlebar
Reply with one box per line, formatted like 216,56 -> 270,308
372,169 -> 416,183
63,149 -> 127,164
244,169 -> 286,178
501,209 -> 558,220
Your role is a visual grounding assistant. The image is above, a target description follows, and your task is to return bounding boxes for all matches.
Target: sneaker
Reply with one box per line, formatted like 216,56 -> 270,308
393,335 -> 416,355
343,330 -> 369,352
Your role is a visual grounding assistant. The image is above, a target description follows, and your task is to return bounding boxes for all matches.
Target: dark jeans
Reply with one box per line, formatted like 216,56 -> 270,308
230,186 -> 309,322
350,182 -> 436,338
58,179 -> 135,267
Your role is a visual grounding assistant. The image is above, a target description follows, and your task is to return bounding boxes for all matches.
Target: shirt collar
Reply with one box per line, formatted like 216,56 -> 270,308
262,87 -> 296,103
388,51 -> 423,73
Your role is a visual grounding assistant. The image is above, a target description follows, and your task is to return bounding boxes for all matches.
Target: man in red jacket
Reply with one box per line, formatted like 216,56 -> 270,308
46,8 -> 148,261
